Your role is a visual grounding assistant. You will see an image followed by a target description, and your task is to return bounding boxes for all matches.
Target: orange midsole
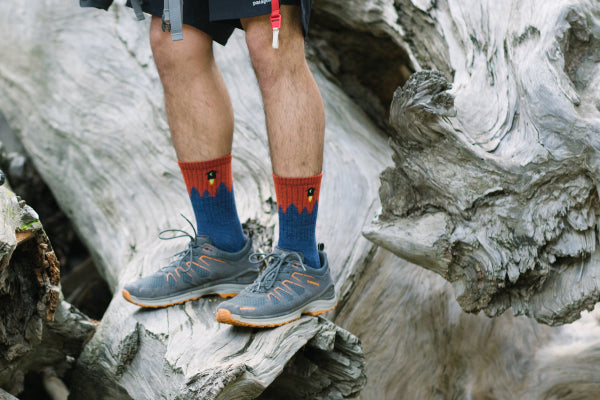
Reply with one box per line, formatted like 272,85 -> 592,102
216,303 -> 337,328
122,289 -> 236,308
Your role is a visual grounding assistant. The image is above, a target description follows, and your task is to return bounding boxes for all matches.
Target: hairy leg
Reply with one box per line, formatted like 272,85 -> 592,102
150,17 -> 234,162
241,6 -> 325,177
150,18 -> 244,251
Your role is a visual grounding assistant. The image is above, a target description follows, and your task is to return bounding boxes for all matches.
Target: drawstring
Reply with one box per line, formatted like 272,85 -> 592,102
129,0 -> 183,41
271,0 -> 281,49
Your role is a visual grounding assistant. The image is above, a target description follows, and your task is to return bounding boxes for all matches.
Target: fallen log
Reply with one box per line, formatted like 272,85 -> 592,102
0,1 -> 386,397
0,185 -> 95,396
5,0 -> 600,398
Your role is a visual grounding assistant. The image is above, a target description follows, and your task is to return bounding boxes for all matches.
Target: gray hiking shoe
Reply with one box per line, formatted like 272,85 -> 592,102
122,228 -> 258,308
216,247 -> 337,328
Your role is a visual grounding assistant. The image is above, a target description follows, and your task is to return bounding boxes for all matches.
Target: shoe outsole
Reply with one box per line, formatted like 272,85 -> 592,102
215,303 -> 337,328
122,288 -> 237,308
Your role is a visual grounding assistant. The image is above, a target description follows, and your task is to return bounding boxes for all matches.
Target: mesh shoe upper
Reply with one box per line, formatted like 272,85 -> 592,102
217,247 -> 335,318
124,234 -> 258,300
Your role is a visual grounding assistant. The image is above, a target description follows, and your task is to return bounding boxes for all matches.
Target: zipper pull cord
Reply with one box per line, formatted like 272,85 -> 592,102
271,0 -> 281,49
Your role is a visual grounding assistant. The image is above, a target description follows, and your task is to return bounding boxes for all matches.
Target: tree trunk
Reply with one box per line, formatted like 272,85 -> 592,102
0,185 -> 95,396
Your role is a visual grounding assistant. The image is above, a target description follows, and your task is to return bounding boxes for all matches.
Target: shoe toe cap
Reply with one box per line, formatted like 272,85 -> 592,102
123,275 -> 165,297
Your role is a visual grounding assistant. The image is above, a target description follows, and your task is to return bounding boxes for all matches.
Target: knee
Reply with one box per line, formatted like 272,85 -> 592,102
149,20 -> 176,72
149,18 -> 213,85
246,29 -> 307,92
245,27 -> 280,87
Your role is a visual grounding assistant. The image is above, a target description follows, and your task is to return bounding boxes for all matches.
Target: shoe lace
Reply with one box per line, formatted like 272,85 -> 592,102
247,250 -> 306,292
158,214 -> 198,273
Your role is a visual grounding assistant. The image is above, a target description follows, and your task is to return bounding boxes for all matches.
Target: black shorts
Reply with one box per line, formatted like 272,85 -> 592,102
126,0 -> 311,46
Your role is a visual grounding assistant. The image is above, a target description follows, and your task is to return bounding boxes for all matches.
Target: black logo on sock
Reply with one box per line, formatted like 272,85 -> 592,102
207,170 -> 217,185
307,187 -> 315,202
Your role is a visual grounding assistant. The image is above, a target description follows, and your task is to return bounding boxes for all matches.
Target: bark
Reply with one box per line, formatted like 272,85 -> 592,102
0,186 -> 95,396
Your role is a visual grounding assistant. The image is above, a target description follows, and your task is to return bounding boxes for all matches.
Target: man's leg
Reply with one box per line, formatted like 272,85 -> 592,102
122,20 -> 258,308
243,6 -> 325,268
242,6 -> 324,177
150,17 -> 244,252
215,6 -> 336,328
150,17 -> 233,162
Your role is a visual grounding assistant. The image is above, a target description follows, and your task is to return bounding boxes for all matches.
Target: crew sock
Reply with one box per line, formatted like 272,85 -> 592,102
178,154 -> 245,252
273,173 -> 322,268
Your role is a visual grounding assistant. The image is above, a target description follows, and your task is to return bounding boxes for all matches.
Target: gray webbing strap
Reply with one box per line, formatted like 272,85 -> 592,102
162,0 -> 184,41
130,0 -> 145,20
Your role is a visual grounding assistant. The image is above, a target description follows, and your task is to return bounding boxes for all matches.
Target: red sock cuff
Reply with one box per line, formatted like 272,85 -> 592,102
273,173 -> 322,214
178,154 -> 233,197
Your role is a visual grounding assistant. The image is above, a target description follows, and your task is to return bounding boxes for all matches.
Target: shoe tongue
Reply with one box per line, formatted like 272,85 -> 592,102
273,247 -> 304,261
193,235 -> 212,246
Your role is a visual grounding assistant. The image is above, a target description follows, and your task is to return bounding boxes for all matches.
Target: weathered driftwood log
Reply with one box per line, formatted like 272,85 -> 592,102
354,0 -> 600,326
0,186 -> 95,396
5,0 -> 600,398
0,1 -> 389,398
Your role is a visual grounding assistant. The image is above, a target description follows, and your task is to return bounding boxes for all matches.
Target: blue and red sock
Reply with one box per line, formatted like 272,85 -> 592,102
273,173 -> 322,268
178,154 -> 245,253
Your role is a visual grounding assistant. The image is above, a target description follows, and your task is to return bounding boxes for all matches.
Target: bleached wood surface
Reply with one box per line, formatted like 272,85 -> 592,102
314,0 -> 600,398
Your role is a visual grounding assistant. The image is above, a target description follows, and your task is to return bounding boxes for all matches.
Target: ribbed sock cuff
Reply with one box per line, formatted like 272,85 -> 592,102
273,173 -> 322,214
178,154 -> 233,197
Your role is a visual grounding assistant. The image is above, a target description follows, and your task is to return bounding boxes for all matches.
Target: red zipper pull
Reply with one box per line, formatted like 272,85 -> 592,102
271,0 -> 281,49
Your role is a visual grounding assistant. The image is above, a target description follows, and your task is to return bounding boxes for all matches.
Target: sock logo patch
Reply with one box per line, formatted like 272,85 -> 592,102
207,170 -> 217,186
278,184 -> 320,214
179,163 -> 233,197
307,187 -> 315,203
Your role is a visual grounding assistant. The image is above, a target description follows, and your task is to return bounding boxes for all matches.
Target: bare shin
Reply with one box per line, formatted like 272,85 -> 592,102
242,6 -> 325,177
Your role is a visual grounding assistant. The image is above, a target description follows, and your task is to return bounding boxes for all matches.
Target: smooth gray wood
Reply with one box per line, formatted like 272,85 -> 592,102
335,247 -> 600,400
0,1 -> 386,398
0,186 -> 95,396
